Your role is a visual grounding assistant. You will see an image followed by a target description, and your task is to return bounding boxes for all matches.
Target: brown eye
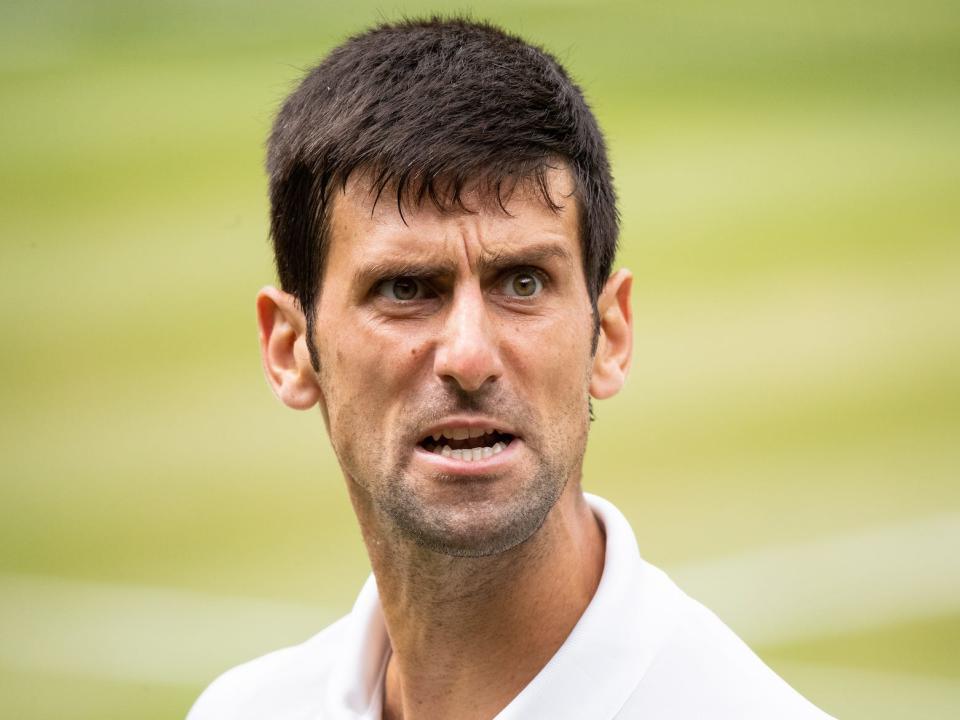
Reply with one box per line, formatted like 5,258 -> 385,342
379,277 -> 425,301
506,271 -> 543,298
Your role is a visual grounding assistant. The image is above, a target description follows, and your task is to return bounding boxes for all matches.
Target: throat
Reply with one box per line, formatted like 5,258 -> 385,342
379,575 -> 555,720
364,472 -> 606,720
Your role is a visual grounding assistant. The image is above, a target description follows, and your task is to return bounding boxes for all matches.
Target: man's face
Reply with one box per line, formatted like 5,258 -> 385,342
312,169 -> 597,557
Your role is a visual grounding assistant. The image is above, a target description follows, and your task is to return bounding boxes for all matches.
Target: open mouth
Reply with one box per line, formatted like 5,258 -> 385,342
418,427 -> 516,462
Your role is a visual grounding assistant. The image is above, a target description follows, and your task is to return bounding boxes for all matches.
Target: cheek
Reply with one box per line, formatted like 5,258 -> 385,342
508,314 -> 592,380
320,335 -> 377,437
321,326 -> 425,438
505,323 -> 594,431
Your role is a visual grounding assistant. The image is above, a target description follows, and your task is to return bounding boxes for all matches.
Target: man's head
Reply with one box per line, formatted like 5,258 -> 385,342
257,18 -> 633,557
265,17 -> 619,368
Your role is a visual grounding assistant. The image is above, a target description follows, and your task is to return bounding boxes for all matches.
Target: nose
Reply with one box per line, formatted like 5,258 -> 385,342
433,282 -> 504,393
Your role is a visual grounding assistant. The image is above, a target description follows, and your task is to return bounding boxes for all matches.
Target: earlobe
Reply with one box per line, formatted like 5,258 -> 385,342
589,269 -> 633,400
256,286 -> 323,410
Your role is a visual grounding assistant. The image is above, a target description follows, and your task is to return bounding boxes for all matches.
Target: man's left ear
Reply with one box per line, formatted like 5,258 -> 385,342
589,269 -> 633,400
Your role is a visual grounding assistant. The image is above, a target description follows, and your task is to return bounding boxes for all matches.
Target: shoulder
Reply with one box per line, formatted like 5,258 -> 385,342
623,563 -> 835,719
186,615 -> 351,720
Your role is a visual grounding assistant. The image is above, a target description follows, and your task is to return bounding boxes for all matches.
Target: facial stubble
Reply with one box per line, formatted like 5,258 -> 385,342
343,384 -> 592,559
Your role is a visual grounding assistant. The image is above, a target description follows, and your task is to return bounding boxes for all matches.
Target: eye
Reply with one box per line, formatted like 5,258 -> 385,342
502,269 -> 544,298
377,277 -> 431,301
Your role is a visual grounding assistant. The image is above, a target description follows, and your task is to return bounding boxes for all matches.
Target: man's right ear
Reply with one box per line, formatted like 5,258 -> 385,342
256,286 -> 323,410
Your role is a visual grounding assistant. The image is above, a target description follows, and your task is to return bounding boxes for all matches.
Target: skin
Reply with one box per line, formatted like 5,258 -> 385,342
257,167 -> 633,720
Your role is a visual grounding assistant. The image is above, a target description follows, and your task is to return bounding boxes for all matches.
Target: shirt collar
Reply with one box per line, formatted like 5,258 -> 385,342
325,493 -> 675,720
324,575 -> 390,720
495,493 -> 679,719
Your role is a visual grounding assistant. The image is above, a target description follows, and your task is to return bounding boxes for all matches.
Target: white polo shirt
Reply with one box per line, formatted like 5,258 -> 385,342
189,494 -> 835,719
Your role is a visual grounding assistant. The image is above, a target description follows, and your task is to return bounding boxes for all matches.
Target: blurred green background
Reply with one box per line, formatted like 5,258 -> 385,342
2,1 -> 958,717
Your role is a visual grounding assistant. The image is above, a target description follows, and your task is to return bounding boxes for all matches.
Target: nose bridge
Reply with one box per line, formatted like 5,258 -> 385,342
434,278 -> 502,392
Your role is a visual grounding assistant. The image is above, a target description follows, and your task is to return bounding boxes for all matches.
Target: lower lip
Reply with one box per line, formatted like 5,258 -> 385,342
412,439 -> 523,476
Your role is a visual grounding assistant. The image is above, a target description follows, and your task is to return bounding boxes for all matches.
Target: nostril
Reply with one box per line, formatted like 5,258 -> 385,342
433,329 -> 504,392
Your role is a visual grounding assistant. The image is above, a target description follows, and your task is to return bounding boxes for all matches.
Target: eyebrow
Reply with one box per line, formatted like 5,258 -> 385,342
352,242 -> 574,289
352,259 -> 460,289
475,243 -> 574,274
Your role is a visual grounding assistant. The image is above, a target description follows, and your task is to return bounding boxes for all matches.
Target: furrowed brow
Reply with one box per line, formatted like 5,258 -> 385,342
353,259 -> 458,288
475,244 -> 574,274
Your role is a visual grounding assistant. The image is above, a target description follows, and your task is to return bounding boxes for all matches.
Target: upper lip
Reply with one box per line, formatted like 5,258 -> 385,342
419,416 -> 520,442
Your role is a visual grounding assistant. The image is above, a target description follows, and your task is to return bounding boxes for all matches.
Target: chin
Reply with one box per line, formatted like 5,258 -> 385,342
408,513 -> 544,558
381,474 -> 565,558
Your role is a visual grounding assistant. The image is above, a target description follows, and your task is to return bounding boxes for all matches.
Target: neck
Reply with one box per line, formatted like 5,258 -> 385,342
349,482 -> 605,720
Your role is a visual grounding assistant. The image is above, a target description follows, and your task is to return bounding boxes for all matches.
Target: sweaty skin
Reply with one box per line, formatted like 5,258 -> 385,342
256,167 -> 634,720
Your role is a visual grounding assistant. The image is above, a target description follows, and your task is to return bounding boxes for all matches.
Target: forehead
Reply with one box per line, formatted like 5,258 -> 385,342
324,166 -> 582,274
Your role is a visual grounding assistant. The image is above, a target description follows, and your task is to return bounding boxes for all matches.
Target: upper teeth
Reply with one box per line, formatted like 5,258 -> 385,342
432,427 -> 496,442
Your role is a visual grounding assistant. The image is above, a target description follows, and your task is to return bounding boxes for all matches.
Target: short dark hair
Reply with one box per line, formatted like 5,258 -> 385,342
267,17 -> 619,367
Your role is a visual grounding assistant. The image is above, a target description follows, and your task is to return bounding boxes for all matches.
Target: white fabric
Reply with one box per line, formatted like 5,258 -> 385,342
188,494 -> 835,719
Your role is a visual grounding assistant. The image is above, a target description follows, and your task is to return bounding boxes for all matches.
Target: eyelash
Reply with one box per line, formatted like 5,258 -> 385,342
499,268 -> 547,298
376,276 -> 436,302
374,268 -> 548,302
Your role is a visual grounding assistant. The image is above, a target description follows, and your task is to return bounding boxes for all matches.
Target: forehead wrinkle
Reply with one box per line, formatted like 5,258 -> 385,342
451,204 -> 577,271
